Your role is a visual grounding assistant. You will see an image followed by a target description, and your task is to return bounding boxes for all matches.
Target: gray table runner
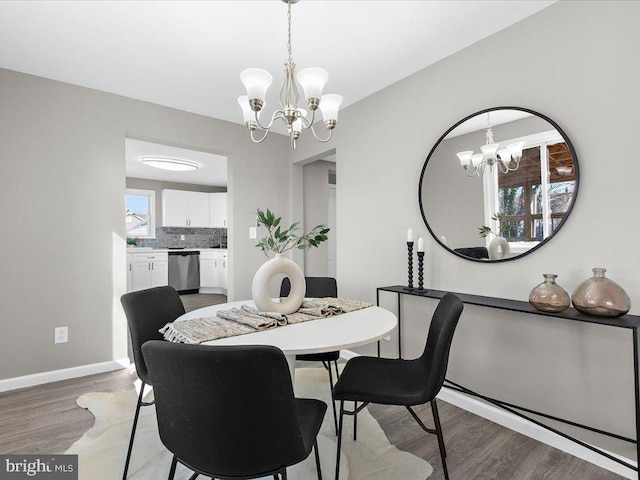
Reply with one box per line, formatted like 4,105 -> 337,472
160,298 -> 372,344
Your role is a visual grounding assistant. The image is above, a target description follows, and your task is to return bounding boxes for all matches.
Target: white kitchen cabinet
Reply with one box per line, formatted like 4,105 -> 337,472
188,192 -> 210,227
217,253 -> 227,290
130,252 -> 168,292
162,189 -> 210,228
200,258 -> 217,288
149,260 -> 169,288
209,192 -> 228,228
199,250 -> 227,293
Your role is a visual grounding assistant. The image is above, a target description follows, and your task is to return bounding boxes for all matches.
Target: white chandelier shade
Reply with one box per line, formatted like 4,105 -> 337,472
240,68 -> 273,103
297,67 -> 329,101
238,95 -> 265,124
319,94 -> 343,123
237,0 -> 342,150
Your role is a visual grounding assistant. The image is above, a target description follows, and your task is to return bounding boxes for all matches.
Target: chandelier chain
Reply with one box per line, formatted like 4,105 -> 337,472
287,0 -> 293,65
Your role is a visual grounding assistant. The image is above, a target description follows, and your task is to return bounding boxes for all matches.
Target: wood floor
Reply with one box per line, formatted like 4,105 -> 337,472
0,291 -> 627,479
0,370 -> 626,479
179,292 -> 227,312
367,401 -> 624,480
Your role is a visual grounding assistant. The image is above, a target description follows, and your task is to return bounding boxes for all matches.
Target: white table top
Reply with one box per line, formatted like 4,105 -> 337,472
177,299 -> 398,356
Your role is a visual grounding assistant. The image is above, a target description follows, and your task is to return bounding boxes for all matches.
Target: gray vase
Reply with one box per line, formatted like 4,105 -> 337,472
529,274 -> 570,313
571,268 -> 631,317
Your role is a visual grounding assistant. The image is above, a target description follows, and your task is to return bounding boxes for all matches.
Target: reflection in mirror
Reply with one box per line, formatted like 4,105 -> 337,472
419,107 -> 579,262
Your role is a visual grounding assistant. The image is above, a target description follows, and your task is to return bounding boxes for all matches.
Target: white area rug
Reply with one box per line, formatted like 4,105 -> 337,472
67,368 -> 432,480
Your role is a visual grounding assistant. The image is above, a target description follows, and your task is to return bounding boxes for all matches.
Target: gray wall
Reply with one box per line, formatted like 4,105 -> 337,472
421,132 -> 484,249
303,160 -> 334,276
293,0 -> 640,458
0,68 -> 289,380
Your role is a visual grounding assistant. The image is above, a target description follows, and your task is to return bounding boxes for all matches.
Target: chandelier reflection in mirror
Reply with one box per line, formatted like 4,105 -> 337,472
456,113 -> 526,177
237,0 -> 342,150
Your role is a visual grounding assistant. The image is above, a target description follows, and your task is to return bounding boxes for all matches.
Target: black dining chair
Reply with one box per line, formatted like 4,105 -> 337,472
120,286 -> 185,480
453,246 -> 489,259
142,341 -> 327,480
332,292 -> 464,480
280,276 -> 341,431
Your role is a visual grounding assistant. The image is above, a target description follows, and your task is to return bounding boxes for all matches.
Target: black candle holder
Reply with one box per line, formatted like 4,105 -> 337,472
416,251 -> 428,293
404,241 -> 415,290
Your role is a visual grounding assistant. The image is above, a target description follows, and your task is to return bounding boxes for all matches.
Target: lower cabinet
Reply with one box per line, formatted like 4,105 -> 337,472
217,254 -> 227,290
129,252 -> 169,292
126,254 -> 133,293
200,250 -> 227,293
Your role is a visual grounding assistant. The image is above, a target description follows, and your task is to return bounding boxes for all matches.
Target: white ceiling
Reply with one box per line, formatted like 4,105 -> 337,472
0,1 -> 556,127
126,139 -> 227,186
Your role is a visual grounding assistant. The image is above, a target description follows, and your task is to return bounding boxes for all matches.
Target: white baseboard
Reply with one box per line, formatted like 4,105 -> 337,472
339,350 -> 636,479
199,287 -> 227,295
0,358 -> 131,393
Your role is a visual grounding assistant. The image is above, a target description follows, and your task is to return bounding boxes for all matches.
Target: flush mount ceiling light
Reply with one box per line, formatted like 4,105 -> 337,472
456,113 -> 525,177
141,157 -> 199,171
237,0 -> 343,150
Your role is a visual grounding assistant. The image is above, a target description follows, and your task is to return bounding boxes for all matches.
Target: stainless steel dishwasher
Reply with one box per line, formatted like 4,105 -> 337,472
168,250 -> 200,294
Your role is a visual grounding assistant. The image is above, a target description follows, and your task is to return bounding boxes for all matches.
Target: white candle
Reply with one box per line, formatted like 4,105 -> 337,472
407,228 -> 413,243
417,237 -> 424,252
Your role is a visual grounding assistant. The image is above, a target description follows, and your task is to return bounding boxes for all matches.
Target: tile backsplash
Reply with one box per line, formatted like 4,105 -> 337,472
134,227 -> 227,249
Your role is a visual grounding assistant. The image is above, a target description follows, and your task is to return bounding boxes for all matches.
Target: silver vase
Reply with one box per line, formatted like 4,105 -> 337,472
571,268 -> 631,317
529,274 -> 570,313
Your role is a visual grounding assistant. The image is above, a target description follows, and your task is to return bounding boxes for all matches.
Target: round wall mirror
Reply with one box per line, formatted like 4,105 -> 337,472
419,106 -> 579,262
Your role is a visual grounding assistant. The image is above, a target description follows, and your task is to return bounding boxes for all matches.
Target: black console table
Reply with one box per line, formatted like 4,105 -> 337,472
377,285 -> 640,476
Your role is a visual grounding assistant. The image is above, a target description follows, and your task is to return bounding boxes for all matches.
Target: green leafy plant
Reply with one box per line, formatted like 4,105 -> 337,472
126,237 -> 138,246
255,208 -> 329,256
478,212 -> 510,238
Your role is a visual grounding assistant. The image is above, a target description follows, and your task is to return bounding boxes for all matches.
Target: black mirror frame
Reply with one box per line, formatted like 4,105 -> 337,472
418,106 -> 580,263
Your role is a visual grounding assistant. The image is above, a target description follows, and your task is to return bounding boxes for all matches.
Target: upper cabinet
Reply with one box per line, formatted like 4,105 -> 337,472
162,190 -> 210,228
209,192 -> 227,228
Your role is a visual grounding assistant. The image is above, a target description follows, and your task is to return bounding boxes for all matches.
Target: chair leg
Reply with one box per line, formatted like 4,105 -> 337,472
167,455 -> 177,480
353,402 -> 357,441
326,362 -> 338,434
314,439 -> 323,480
123,382 -> 146,480
333,360 -> 340,379
431,400 -> 449,480
281,467 -> 288,480
334,401 -> 344,480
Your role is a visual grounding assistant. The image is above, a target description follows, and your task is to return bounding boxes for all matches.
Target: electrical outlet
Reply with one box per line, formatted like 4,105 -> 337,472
383,335 -> 391,342
249,227 -> 257,239
180,234 -> 185,240
55,326 -> 68,344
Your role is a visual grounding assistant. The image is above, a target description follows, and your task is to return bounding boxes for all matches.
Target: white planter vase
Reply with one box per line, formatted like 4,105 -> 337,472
488,236 -> 510,260
252,253 -> 306,314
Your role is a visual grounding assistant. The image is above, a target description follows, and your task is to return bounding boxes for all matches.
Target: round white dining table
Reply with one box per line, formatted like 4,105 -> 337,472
177,299 -> 398,380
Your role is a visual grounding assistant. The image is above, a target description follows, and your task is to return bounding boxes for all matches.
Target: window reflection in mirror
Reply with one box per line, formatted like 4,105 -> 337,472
419,107 -> 579,262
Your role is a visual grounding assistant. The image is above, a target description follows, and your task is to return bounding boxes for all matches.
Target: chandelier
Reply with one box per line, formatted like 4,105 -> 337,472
237,0 -> 342,150
456,113 -> 525,177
